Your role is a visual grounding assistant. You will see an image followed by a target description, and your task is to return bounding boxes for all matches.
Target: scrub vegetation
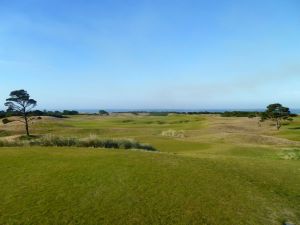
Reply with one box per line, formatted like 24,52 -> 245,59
0,134 -> 156,151
0,113 -> 300,225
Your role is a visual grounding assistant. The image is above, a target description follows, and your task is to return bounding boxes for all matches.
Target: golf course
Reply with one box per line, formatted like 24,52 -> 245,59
2,0 -> 300,224
0,113 -> 299,225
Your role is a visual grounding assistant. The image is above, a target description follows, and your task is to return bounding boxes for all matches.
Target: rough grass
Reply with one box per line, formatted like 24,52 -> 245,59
278,148 -> 300,160
0,135 -> 156,151
161,129 -> 185,138
278,116 -> 300,141
0,114 -> 299,224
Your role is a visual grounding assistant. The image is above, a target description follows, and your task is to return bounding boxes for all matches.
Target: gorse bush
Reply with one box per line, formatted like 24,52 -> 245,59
80,136 -> 156,151
2,118 -> 12,124
0,135 -> 157,151
31,136 -> 78,147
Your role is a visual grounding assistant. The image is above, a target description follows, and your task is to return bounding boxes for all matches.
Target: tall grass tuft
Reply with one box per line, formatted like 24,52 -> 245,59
0,135 -> 157,151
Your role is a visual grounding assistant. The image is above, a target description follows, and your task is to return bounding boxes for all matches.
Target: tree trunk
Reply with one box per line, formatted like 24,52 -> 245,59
276,118 -> 281,130
25,116 -> 30,136
24,111 -> 30,136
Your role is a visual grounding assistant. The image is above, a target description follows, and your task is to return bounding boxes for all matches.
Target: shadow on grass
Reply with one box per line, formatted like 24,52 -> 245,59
18,135 -> 41,141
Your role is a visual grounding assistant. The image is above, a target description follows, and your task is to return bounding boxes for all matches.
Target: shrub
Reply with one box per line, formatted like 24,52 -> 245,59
0,111 -> 6,119
32,135 -> 78,147
79,136 -> 156,151
221,111 -> 260,117
0,135 -> 157,151
2,118 -> 12,124
62,110 -> 79,115
99,110 -> 109,116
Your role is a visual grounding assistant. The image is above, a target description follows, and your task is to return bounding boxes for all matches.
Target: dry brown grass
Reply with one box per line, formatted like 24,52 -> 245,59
1,114 -> 299,149
167,116 -> 300,150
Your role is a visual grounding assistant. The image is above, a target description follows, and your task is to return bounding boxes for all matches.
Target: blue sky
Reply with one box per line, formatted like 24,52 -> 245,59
1,0 -> 300,110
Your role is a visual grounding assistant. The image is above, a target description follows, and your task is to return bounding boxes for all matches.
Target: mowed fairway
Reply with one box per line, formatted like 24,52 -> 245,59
0,114 -> 300,224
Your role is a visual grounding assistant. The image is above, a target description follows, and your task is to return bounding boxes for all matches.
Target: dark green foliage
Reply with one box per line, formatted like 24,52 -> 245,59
5,110 -> 80,118
99,110 -> 109,116
0,111 -> 6,119
5,90 -> 37,112
28,110 -> 44,116
260,103 -> 292,130
62,110 -> 79,115
2,118 -> 12,124
5,110 -> 22,117
4,90 -> 37,136
45,111 -> 67,118
27,110 -> 75,118
184,111 -> 220,115
28,110 -> 66,118
266,104 -> 290,118
221,111 -> 260,117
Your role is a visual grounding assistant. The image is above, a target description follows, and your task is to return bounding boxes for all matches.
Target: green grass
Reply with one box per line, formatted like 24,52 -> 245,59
277,116 -> 300,141
0,114 -> 300,224
0,130 -> 12,137
31,115 -> 206,139
0,147 -> 299,225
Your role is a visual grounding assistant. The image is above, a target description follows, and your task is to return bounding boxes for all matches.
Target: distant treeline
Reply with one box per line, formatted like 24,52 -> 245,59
147,111 -> 259,117
98,111 -> 259,117
1,110 -> 297,119
221,111 -> 297,118
131,111 -> 297,118
221,111 -> 260,118
173,111 -> 221,115
0,110 -> 80,118
114,111 -> 221,116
